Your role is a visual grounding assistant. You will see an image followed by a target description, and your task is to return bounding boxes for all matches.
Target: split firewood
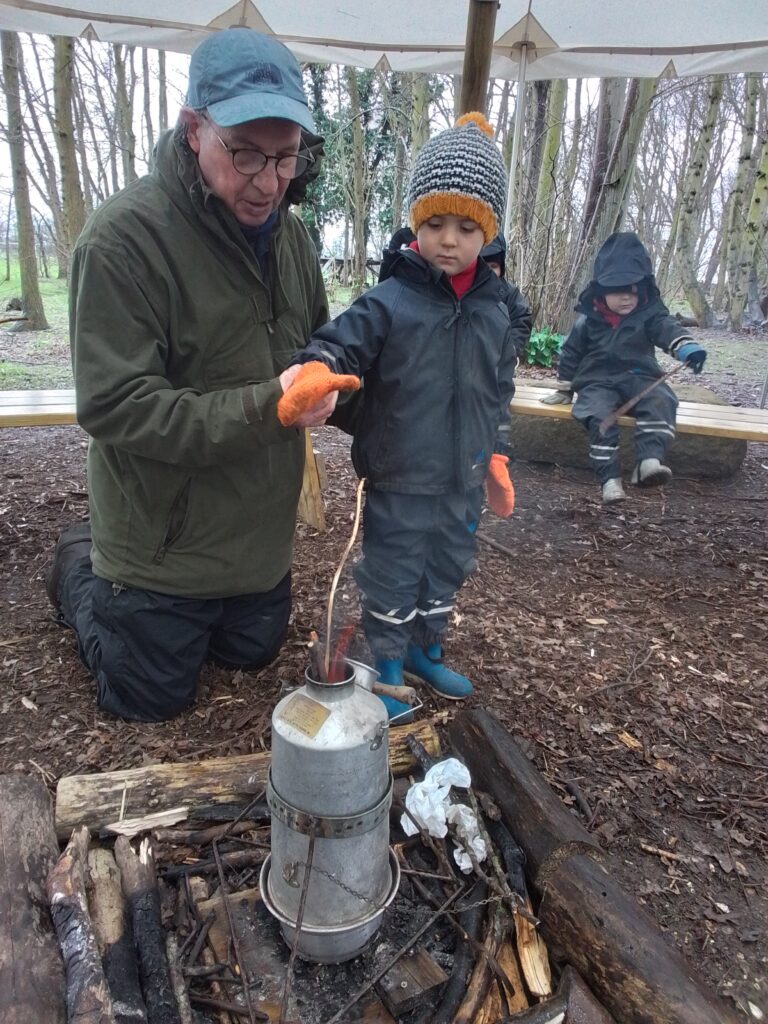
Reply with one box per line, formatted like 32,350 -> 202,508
47,826 -> 116,1024
486,819 -> 551,997
474,935 -> 530,1022
114,837 -> 181,1024
87,849 -> 147,1024
186,877 -> 229,1024
56,720 -> 441,838
104,807 -> 189,838
0,774 -> 66,1024
453,905 -> 507,1023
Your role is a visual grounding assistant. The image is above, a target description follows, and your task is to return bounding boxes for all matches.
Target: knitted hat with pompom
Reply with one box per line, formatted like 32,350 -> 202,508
407,112 -> 507,245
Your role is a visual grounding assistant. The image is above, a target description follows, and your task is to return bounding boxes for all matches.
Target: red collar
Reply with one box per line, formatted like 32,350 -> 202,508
410,240 -> 477,298
593,297 -> 623,328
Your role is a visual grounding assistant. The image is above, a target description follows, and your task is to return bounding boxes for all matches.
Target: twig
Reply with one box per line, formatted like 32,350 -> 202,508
166,933 -> 194,1024
212,839 -> 259,1024
325,476 -> 365,677
323,886 -> 466,1024
279,826 -> 316,1024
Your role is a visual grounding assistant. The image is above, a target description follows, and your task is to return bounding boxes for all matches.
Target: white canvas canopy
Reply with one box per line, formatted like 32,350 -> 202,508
0,0 -> 767,80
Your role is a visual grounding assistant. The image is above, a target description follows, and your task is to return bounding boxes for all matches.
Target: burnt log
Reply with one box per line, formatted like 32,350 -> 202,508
47,826 -> 116,1024
55,720 -> 441,839
449,710 -> 741,1024
0,774 -> 66,1024
114,838 -> 181,1024
88,849 -> 147,1024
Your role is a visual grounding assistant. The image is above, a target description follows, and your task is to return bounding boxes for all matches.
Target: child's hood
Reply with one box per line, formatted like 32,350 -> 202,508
576,232 -> 661,317
592,232 -> 654,287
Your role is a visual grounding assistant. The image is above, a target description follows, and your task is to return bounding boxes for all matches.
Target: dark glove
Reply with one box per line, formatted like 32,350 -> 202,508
675,341 -> 707,374
486,454 -> 515,517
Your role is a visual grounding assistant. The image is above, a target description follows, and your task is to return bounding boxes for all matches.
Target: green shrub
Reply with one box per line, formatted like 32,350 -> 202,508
525,327 -> 564,368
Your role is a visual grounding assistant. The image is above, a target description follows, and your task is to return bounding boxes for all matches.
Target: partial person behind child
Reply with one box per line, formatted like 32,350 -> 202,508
277,113 -> 517,721
479,234 -> 533,361
541,232 -> 707,504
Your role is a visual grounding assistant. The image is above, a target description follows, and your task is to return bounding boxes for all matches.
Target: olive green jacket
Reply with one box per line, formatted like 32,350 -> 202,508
70,129 -> 328,597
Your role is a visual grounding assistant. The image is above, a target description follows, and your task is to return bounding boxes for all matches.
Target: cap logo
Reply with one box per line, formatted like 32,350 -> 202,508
246,62 -> 282,88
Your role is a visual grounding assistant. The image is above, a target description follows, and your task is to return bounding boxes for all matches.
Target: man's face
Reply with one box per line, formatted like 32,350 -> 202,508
604,288 -> 639,316
186,113 -> 301,227
416,215 -> 485,276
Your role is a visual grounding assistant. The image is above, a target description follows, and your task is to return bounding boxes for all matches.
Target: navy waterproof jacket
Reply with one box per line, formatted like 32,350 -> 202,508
296,248 -> 517,494
559,233 -> 692,390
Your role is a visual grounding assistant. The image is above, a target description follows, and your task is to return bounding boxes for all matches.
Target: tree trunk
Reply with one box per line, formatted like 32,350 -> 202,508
1,30 -> 49,329
728,133 -> 768,328
0,775 -> 66,1024
141,48 -> 155,163
345,67 -> 367,297
113,44 -> 138,185
674,74 -> 725,326
722,73 -> 759,308
410,73 -> 430,159
158,49 -> 168,131
54,35 -> 87,260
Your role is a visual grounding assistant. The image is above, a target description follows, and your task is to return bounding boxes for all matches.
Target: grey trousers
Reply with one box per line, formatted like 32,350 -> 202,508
353,488 -> 483,660
572,377 -> 678,484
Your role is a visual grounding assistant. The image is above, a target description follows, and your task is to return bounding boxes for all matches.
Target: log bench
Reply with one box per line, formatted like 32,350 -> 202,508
510,381 -> 768,478
0,387 -> 327,529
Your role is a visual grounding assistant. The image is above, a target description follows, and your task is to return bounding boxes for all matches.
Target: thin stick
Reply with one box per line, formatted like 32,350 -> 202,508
325,477 -> 365,678
598,361 -> 687,435
279,826 -> 316,1024
212,839 -> 259,1024
323,886 -> 466,1024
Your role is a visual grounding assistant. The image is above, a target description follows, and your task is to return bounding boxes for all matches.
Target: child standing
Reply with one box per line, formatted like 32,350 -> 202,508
278,113 -> 516,720
541,232 -> 707,504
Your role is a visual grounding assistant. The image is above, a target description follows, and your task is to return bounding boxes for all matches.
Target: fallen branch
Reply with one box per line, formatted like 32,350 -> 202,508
47,826 -> 116,1024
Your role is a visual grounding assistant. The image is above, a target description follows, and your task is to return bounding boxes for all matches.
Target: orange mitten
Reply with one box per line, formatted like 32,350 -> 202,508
277,362 -> 361,426
486,453 -> 515,517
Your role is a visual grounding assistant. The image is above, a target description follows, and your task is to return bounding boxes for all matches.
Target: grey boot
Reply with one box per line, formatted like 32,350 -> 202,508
631,458 -> 672,487
601,478 -> 626,504
45,521 -> 92,612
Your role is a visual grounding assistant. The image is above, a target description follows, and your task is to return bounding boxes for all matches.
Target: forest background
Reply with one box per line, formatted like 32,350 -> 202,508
2,33 -> 768,343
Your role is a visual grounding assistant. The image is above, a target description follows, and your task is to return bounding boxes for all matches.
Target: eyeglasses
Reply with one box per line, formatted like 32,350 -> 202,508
204,117 -> 313,180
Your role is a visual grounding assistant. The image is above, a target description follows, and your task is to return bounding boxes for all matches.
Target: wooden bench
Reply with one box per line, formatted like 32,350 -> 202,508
511,383 -> 768,443
0,388 -> 327,530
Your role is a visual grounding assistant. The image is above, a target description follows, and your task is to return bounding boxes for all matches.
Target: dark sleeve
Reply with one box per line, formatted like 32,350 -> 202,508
557,317 -> 588,384
493,317 -> 519,456
505,283 -> 533,359
292,282 -> 395,377
645,313 -> 694,354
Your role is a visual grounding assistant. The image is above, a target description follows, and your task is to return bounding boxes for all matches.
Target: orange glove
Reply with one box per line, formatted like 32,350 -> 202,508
277,362 -> 361,426
486,453 -> 515,517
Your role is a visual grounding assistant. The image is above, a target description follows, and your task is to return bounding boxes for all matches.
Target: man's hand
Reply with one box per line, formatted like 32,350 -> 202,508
278,362 -> 360,427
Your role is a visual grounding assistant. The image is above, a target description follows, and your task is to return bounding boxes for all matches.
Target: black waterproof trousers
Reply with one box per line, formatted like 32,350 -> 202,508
353,488 -> 483,660
58,559 -> 291,721
571,377 -> 678,485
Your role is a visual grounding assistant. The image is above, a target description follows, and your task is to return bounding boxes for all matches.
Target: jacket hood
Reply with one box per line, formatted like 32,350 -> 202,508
592,232 -> 654,287
379,245 -> 493,291
576,232 -> 661,315
480,234 -> 506,275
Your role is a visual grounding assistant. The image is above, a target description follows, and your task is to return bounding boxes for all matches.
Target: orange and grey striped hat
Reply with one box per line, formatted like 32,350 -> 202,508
407,112 -> 507,245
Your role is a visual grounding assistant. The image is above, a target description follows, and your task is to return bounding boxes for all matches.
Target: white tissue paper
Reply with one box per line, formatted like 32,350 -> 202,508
400,758 -> 487,872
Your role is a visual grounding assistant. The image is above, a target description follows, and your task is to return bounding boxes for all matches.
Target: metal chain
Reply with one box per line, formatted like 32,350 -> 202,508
294,858 -> 511,915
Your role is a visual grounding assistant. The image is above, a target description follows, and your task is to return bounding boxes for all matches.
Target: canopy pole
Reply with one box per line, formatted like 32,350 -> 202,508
458,0 -> 499,116
503,41 -> 528,243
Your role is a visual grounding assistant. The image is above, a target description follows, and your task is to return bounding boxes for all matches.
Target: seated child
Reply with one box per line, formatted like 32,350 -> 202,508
277,113 -> 517,720
541,232 -> 707,504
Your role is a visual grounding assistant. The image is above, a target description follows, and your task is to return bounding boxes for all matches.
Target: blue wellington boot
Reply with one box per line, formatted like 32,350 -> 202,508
373,658 -> 414,724
404,644 -> 473,700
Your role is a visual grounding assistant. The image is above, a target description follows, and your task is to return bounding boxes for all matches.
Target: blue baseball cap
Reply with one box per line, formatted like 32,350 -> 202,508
187,28 -> 314,132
